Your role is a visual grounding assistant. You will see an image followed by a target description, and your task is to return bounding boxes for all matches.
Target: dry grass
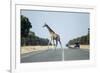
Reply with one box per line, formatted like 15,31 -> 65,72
80,45 -> 89,49
21,46 -> 54,54
21,45 -> 89,54
70,45 -> 89,49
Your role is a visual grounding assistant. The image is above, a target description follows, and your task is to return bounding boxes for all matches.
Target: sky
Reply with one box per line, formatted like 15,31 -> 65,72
21,10 -> 89,48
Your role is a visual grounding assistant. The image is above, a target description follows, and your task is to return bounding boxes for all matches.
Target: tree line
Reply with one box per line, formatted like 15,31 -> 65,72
67,29 -> 90,46
21,15 -> 50,46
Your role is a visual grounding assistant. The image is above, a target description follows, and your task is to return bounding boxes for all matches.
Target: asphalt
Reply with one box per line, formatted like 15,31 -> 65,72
21,48 -> 89,63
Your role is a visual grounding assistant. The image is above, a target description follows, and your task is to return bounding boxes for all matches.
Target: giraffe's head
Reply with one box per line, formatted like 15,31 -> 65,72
43,23 -> 48,28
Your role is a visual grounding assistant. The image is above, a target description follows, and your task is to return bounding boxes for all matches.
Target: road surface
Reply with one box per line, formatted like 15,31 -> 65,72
21,48 -> 89,63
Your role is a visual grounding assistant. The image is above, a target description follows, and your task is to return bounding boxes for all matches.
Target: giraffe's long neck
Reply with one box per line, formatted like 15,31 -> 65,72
46,25 -> 55,33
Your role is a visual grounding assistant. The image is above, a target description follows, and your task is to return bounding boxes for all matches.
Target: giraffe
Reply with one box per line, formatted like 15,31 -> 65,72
43,23 -> 62,49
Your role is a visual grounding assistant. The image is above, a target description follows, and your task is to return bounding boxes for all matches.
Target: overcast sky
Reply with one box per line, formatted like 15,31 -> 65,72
21,10 -> 89,47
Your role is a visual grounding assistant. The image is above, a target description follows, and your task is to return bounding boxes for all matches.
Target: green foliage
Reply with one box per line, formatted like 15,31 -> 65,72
21,15 -> 32,37
67,32 -> 90,46
21,31 -> 50,46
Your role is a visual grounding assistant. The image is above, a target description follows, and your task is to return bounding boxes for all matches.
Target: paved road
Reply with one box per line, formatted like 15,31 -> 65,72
21,48 -> 89,63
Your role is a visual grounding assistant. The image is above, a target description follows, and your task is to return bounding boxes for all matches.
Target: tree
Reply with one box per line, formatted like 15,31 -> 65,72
21,15 -> 32,38
67,34 -> 89,46
21,15 -> 32,46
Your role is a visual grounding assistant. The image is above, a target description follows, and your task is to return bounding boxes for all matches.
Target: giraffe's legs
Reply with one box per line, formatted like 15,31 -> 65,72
48,37 -> 54,49
53,39 -> 56,50
55,40 -> 58,49
56,35 -> 62,49
48,39 -> 52,49
59,40 -> 62,48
